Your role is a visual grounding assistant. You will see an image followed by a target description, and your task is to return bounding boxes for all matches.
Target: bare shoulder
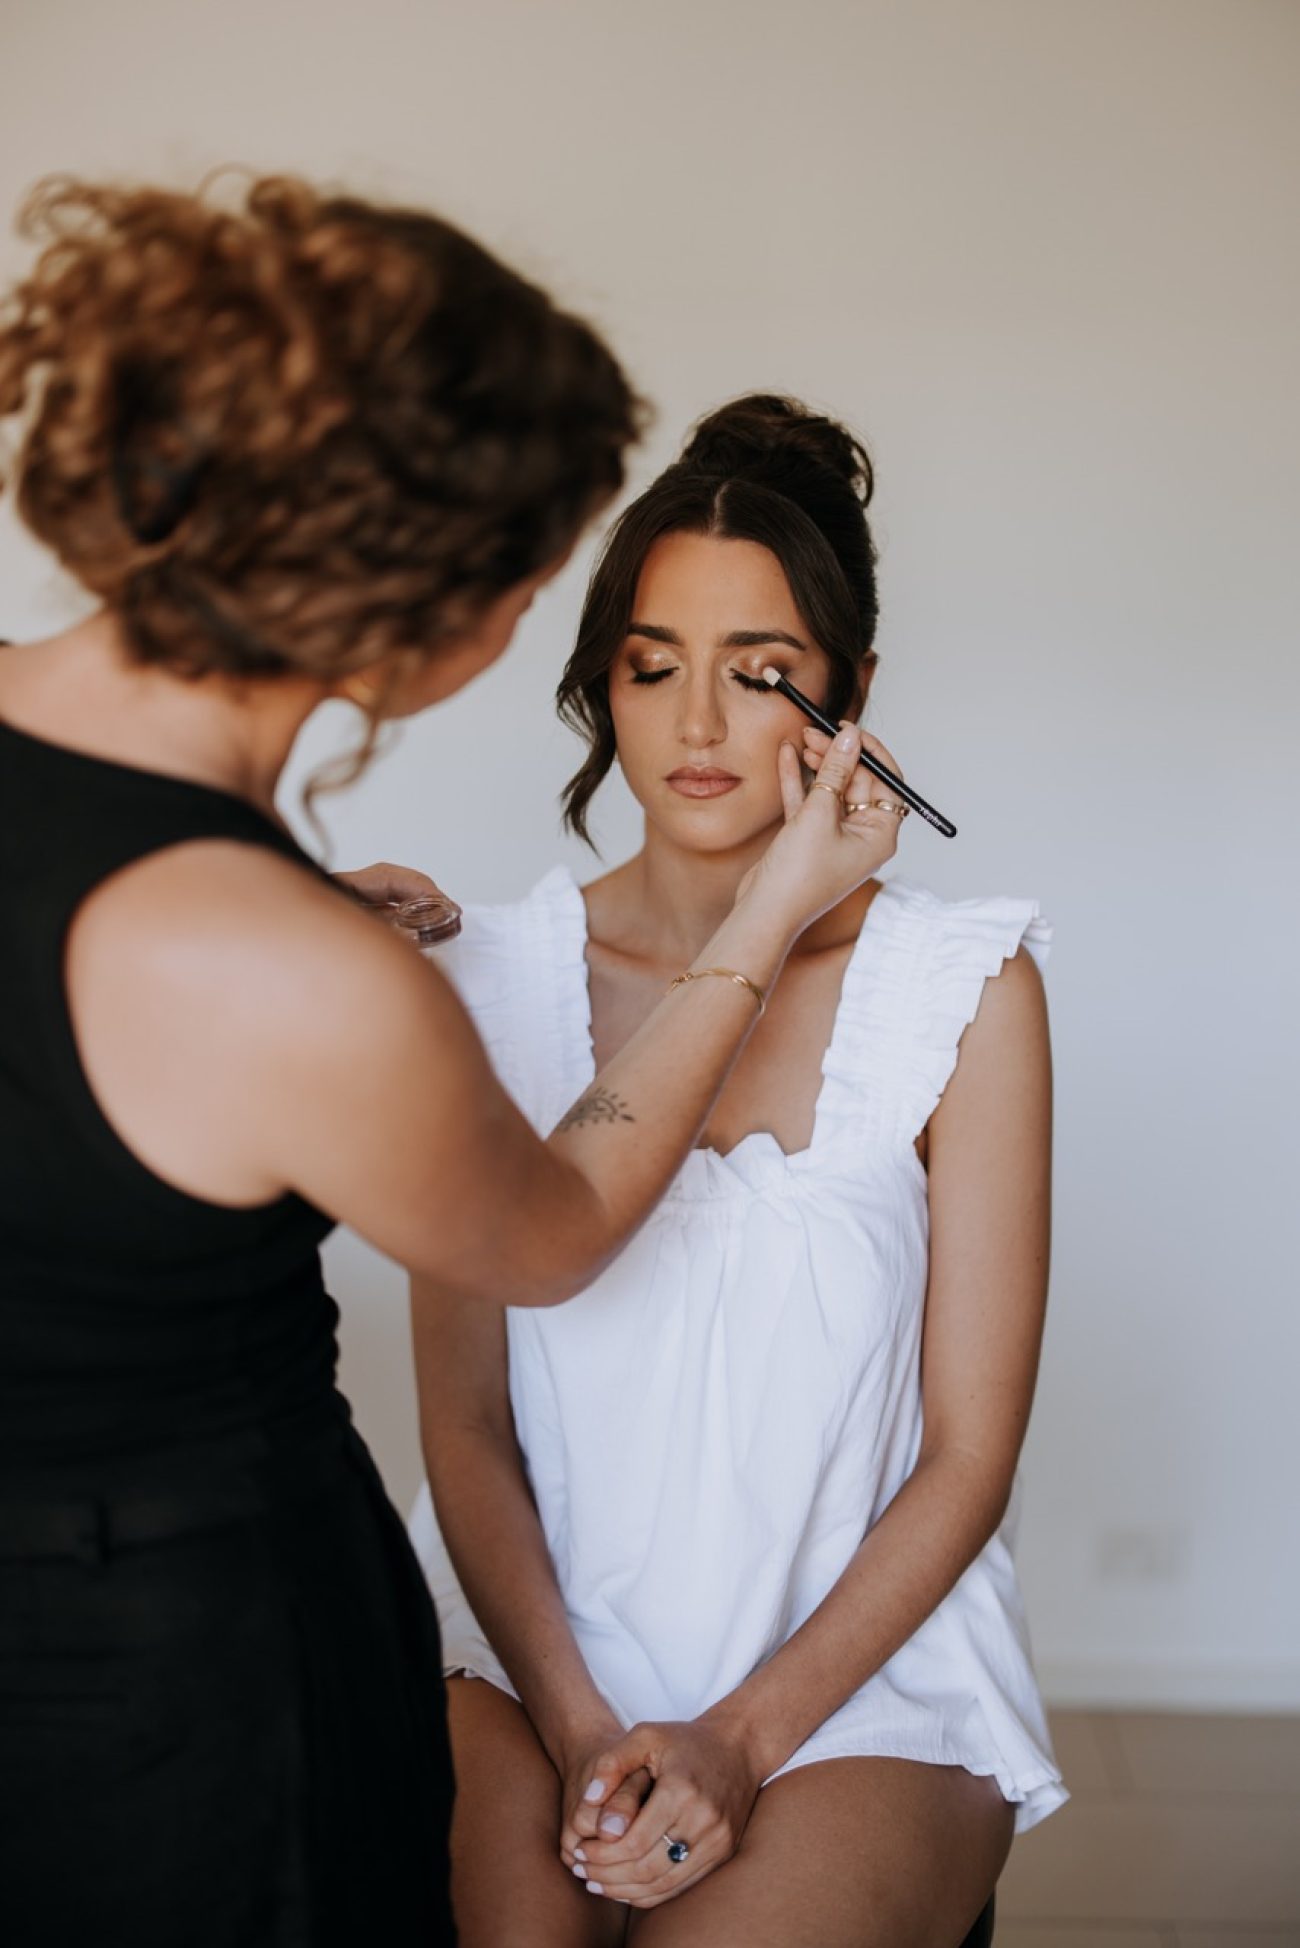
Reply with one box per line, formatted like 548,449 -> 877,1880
957,943 -> 1049,1070
976,942 -> 1048,1032
64,836 -> 492,1209
69,837 -> 451,1048
936,943 -> 1052,1142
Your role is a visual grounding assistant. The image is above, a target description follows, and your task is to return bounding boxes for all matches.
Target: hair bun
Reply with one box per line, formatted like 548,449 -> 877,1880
679,393 -> 873,506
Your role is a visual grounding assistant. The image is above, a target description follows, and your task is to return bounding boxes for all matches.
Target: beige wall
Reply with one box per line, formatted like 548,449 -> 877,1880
2,0 -> 1296,1710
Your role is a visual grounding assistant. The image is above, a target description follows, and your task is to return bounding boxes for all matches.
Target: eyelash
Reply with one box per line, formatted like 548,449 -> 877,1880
630,669 -> 773,692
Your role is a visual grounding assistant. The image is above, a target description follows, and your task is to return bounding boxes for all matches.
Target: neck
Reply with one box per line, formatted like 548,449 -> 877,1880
2,610 -> 330,819
629,832 -> 764,963
601,809 -> 880,968
613,820 -> 850,965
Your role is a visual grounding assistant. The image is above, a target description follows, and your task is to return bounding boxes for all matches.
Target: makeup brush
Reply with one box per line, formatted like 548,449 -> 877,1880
762,667 -> 957,838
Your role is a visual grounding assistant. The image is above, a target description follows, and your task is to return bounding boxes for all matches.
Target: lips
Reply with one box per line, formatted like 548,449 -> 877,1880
665,768 -> 742,799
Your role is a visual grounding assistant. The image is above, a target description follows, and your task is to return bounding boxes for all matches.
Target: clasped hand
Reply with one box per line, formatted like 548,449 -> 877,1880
559,1718 -> 762,1911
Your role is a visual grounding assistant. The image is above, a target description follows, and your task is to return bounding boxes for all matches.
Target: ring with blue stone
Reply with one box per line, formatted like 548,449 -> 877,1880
663,1835 -> 690,1866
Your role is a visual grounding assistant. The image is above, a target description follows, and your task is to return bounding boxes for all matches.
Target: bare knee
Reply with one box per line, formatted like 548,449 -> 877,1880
627,1760 -> 1011,1948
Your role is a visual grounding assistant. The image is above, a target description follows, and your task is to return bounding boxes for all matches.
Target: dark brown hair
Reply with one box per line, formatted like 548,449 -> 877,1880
556,393 -> 878,843
0,173 -> 644,756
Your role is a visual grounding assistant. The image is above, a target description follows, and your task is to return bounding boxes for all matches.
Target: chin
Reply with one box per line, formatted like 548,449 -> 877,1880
650,801 -> 782,856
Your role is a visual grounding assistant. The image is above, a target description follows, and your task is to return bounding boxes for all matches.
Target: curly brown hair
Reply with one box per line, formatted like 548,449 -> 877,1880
0,174 -> 644,709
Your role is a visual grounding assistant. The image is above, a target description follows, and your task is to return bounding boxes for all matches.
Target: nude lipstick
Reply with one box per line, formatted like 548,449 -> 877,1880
665,766 -> 742,800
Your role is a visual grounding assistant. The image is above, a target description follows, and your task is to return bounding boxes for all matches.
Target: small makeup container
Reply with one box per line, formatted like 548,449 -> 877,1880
389,893 -> 462,952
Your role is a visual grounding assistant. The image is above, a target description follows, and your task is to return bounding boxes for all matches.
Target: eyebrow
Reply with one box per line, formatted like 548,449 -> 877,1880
626,623 -> 808,652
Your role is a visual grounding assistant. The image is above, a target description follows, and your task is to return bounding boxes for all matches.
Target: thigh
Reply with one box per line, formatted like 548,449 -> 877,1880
625,1757 -> 1013,1948
447,1676 -> 626,1948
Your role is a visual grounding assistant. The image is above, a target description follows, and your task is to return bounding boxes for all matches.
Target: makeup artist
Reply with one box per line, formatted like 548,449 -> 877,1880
0,176 -> 891,1947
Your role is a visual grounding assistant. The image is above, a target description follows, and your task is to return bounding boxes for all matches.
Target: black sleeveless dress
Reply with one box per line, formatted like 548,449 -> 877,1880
0,717 -> 455,1945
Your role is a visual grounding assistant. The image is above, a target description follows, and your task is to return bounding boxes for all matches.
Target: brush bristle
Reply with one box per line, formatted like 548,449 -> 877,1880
761,666 -> 782,686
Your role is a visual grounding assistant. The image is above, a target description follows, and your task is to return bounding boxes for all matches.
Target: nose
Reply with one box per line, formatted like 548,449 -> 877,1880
675,666 -> 728,751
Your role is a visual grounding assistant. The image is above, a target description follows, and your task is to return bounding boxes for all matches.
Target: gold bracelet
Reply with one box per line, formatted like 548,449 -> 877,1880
666,966 -> 767,1016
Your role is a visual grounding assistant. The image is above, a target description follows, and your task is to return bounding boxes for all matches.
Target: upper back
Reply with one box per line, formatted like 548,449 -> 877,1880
0,709 -> 341,1473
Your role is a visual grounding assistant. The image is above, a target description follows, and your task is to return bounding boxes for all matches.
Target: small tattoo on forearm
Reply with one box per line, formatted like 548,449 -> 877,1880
556,1087 -> 636,1133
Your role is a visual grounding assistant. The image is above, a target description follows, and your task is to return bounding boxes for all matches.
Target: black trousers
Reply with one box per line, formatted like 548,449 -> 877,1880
0,1424 -> 456,1946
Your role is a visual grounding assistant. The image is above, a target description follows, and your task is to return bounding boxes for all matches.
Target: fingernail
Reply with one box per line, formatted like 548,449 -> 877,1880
835,723 -> 858,749
599,1813 -> 628,1837
574,1847 -> 586,1862
572,1863 -> 588,1881
582,1780 -> 606,1803
586,1881 -> 605,1896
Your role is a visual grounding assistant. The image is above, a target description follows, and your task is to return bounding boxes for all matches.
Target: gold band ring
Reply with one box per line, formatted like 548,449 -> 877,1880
810,781 -> 842,799
847,796 -> 908,818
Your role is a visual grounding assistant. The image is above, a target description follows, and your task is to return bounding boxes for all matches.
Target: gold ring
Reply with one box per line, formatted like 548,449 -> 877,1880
873,798 -> 909,818
810,781 -> 842,799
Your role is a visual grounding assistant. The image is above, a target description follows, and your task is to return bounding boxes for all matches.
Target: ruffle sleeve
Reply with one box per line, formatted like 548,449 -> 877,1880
817,878 -> 1052,1152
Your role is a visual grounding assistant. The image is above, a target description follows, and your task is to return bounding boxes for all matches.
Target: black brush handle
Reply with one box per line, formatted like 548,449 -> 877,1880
767,671 -> 957,838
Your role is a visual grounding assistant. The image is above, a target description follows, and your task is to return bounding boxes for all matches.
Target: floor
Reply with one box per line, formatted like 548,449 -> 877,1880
997,1710 -> 1300,1948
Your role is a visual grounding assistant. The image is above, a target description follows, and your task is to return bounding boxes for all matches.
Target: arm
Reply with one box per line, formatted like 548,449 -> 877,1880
414,1278 -> 652,1838
74,841 -> 786,1307
569,945 -> 1052,1905
68,726 -> 897,1311
710,943 -> 1052,1770
413,1281 -> 614,1767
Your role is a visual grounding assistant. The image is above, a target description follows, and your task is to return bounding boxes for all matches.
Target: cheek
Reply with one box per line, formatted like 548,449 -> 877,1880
748,715 -> 804,796
607,683 -> 664,765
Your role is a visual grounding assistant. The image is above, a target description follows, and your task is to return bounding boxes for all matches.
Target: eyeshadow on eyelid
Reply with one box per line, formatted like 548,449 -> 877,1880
628,665 -> 781,690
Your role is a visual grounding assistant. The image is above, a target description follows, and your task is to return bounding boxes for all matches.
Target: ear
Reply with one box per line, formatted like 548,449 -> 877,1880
848,650 -> 878,719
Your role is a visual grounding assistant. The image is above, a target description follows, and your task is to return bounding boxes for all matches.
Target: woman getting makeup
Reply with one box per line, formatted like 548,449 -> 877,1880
0,186 -> 882,1948
411,394 -> 1066,1948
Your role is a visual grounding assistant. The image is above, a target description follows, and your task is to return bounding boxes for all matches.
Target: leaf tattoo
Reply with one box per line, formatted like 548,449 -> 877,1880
556,1087 -> 636,1133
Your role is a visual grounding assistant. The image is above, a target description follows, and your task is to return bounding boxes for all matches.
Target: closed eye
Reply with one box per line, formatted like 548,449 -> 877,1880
628,668 -> 779,691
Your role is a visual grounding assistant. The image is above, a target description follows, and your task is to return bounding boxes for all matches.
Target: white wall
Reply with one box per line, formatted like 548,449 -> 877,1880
2,0 -> 1296,1711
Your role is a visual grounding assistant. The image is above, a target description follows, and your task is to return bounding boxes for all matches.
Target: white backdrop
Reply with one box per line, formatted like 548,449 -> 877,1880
1,0 -> 1296,1710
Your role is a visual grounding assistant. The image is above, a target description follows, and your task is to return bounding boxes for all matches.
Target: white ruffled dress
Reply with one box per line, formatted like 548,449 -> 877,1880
410,868 -> 1067,1834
